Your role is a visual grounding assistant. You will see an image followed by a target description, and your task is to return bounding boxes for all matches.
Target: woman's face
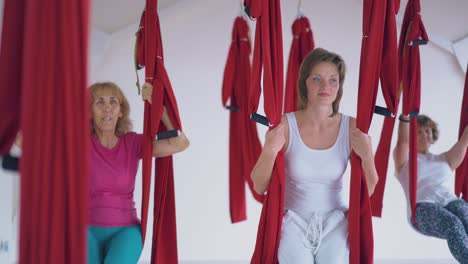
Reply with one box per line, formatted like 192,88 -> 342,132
418,125 -> 433,153
305,62 -> 340,108
92,89 -> 122,135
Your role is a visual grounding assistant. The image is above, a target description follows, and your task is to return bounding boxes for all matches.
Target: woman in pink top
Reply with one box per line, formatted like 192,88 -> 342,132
87,82 -> 189,264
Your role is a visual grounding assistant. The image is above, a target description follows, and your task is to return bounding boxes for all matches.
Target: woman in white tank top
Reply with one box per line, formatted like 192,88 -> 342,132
394,114 -> 468,263
251,48 -> 379,264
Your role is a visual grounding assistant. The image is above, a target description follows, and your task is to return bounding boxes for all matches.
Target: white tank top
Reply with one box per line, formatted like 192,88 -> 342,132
284,112 -> 350,220
396,153 -> 458,207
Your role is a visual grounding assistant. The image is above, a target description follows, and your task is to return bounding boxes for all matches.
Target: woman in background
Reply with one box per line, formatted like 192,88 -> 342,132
87,81 -> 189,264
394,114 -> 468,263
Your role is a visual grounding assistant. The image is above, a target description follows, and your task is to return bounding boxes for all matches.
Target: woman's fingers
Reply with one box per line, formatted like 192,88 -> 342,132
142,82 -> 153,104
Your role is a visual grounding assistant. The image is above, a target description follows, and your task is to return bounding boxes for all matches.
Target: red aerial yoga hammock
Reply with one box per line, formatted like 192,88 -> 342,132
368,0 -> 400,217
398,0 -> 428,224
0,0 -> 90,263
244,0 -> 284,262
455,67 -> 468,201
349,0 -> 401,262
284,16 -> 314,113
222,16 -> 265,223
135,0 -> 182,262
0,0 -> 22,155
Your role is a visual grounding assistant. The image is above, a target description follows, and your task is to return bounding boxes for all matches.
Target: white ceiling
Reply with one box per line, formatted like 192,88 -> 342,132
395,0 -> 468,64
92,0 -> 468,40
91,0 -> 468,70
401,0 -> 468,42
91,0 -> 175,33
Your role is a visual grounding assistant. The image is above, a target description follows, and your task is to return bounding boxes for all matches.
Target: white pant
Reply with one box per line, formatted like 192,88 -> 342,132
278,209 -> 349,264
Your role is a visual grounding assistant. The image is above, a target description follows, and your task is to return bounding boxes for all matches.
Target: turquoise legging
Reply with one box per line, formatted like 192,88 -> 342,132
87,225 -> 143,264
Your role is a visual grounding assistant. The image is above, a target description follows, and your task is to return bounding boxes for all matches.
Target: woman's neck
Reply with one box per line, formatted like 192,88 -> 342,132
418,149 -> 430,155
94,129 -> 119,148
299,105 -> 336,127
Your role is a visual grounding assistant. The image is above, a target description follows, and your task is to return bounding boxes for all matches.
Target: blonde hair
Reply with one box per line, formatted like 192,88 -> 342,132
297,48 -> 346,116
89,82 -> 132,136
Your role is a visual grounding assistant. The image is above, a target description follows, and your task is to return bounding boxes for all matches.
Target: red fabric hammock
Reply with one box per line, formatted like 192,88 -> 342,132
0,0 -> 24,155
222,16 -> 265,223
368,0 -> 400,217
349,0 -> 400,262
135,1 -> 182,262
0,0 -> 90,263
244,0 -> 284,262
284,16 -> 314,113
398,0 -> 428,224
455,67 -> 468,201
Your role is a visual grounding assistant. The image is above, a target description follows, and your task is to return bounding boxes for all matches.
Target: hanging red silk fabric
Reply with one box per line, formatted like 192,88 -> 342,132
244,0 -> 284,262
349,0 -> 399,262
284,16 -> 314,113
398,0 -> 428,224
0,0 -> 90,263
368,0 -> 400,217
0,0 -> 24,155
455,67 -> 468,201
135,0 -> 182,262
222,16 -> 265,223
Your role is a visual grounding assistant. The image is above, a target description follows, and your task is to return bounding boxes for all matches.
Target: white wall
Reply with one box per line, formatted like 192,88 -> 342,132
0,0 -> 465,262
454,36 -> 468,73
89,28 -> 111,82
0,145 -> 20,264
0,170 -> 15,263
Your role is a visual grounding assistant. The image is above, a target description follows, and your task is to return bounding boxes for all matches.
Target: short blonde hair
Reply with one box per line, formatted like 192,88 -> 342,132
89,82 -> 132,136
417,114 -> 439,143
297,48 -> 346,116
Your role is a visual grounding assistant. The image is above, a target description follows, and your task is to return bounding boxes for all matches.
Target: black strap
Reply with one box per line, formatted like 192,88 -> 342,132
374,105 -> 394,117
2,154 -> 19,171
225,105 -> 240,112
250,113 -> 270,127
155,130 -> 179,140
410,39 -> 428,46
409,111 -> 419,118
